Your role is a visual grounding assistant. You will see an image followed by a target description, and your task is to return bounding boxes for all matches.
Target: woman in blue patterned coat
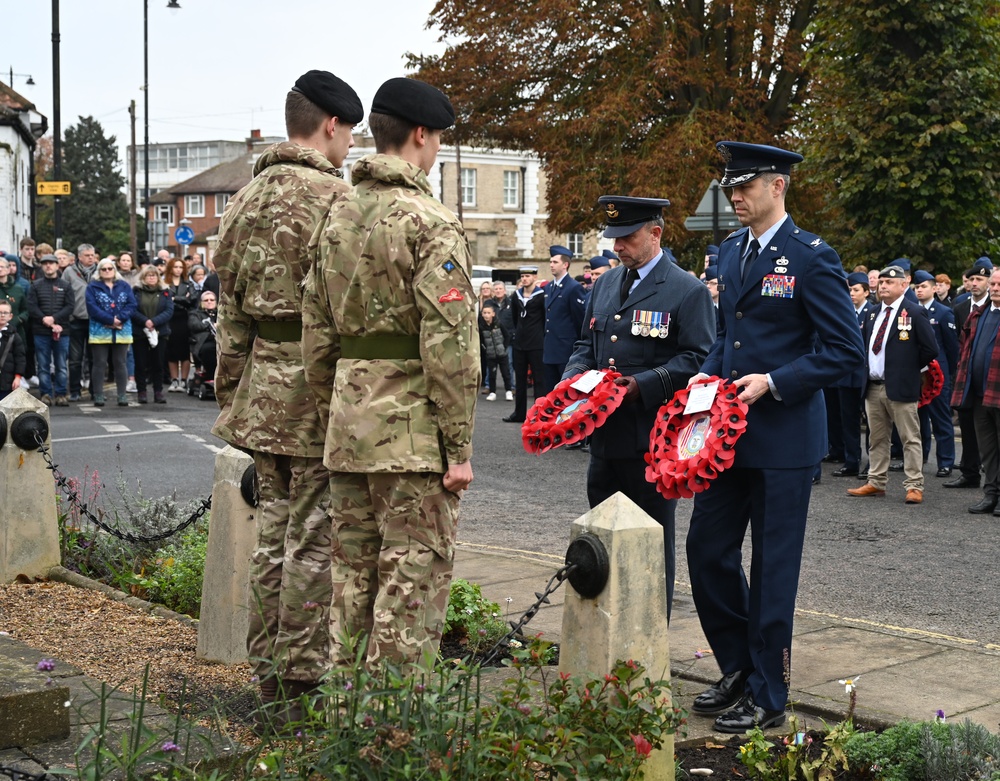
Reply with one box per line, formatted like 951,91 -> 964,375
85,259 -> 137,406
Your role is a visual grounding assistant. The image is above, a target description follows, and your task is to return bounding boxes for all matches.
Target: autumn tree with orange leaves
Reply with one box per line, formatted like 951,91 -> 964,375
412,0 -> 819,261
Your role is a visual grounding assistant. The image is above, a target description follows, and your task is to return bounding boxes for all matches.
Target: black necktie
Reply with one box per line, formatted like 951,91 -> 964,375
741,239 -> 760,282
620,269 -> 639,304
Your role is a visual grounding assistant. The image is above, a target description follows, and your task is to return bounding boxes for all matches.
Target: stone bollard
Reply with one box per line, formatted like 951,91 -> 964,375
0,389 -> 60,583
559,491 -> 674,781
196,446 -> 255,663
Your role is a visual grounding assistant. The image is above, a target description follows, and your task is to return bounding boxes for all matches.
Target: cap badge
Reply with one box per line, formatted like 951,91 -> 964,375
718,144 -> 732,163
605,203 -> 619,219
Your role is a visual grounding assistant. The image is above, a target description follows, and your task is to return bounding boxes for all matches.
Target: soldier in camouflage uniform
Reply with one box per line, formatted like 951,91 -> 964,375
302,77 -> 479,676
211,70 -> 363,708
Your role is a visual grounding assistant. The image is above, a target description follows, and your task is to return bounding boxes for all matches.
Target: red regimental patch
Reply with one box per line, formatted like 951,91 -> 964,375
439,288 -> 464,302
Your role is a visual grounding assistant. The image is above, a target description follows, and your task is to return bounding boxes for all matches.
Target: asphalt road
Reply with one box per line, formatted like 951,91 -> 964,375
39,388 -> 1000,650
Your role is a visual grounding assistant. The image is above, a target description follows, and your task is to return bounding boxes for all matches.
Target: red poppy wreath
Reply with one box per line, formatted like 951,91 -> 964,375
644,377 -> 749,500
918,359 -> 944,408
521,370 -> 628,454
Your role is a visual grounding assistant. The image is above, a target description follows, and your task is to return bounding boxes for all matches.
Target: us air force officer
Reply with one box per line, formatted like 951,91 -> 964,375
685,142 -> 865,733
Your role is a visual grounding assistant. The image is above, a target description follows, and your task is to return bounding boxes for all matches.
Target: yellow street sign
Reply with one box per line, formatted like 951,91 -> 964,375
37,181 -> 72,196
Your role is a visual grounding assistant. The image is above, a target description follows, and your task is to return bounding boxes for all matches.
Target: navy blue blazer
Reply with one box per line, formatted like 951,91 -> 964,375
922,299 -> 959,380
861,299 -> 938,402
833,301 -> 876,389
564,254 -> 715,459
703,217 -> 865,468
543,275 -> 586,366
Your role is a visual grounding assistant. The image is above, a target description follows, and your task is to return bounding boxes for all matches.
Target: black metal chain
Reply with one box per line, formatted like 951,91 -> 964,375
34,432 -> 211,543
480,561 -> 577,667
0,766 -> 54,781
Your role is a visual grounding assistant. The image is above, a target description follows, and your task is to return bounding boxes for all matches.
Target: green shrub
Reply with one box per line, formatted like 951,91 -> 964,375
252,637 -> 685,780
845,721 -> 950,781
130,520 -> 210,618
444,578 -> 509,654
922,719 -> 1000,781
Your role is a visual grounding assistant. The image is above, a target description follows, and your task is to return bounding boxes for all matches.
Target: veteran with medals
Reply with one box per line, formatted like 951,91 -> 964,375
685,142 -> 865,734
562,195 -> 715,618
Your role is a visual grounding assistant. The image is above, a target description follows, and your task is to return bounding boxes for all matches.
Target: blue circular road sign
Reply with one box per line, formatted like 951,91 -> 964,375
174,225 -> 195,245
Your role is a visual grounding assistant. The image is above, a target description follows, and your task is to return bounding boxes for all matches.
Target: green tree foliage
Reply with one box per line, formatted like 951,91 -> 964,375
412,0 -> 819,251
803,0 -> 1000,275
59,116 -> 131,253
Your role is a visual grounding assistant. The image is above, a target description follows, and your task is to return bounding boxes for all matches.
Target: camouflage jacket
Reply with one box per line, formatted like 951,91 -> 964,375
212,142 -> 349,456
302,154 -> 480,473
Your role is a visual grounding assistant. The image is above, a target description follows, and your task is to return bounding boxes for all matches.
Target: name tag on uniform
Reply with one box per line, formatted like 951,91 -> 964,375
761,274 -> 796,299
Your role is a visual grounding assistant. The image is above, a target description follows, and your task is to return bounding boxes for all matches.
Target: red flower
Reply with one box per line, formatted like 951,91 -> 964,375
918,360 -> 944,408
630,733 -> 652,757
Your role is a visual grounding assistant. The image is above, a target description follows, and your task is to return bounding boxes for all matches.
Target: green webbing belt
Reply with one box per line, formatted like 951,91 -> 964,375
340,334 -> 421,360
256,320 -> 302,342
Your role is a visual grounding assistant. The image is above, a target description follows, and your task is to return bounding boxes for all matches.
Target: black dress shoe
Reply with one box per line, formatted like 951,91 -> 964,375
832,466 -> 859,477
812,475 -> 821,485
888,460 -> 904,472
692,669 -> 750,716
502,415 -> 525,423
936,468 -> 953,478
945,475 -> 981,489
714,694 -> 786,734
969,497 -> 998,514
822,454 -> 845,463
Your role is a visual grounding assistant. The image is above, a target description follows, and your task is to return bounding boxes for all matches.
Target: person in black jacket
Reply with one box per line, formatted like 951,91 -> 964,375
188,289 -> 218,380
131,265 -> 174,404
479,305 -> 511,401
26,255 -> 74,406
0,300 -> 26,400
503,266 -> 547,422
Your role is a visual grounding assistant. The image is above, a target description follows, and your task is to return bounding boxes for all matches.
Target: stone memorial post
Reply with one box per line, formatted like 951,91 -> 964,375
0,389 -> 60,583
559,491 -> 674,781
196,446 -> 255,663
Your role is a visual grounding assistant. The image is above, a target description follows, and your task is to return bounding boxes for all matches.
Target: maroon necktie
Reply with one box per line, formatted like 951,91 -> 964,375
872,306 -> 892,355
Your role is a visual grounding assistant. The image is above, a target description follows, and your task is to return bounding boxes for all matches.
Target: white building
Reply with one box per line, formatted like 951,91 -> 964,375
0,83 -> 47,253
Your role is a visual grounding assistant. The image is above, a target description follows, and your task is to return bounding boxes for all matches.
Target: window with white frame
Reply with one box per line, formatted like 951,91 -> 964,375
154,204 -> 174,226
503,170 -> 520,208
185,194 -> 205,218
567,233 -> 584,257
461,168 -> 477,207
215,193 -> 230,216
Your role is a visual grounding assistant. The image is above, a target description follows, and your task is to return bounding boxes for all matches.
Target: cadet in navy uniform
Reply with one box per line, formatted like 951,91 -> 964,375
504,265 -> 547,422
685,142 -> 865,733
912,269 -> 958,476
830,271 -> 876,477
563,196 -> 715,616
542,245 -> 586,391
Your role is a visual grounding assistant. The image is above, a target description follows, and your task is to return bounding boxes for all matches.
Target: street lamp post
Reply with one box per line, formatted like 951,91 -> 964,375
143,0 -> 181,262
7,68 -> 35,88
51,0 -> 62,248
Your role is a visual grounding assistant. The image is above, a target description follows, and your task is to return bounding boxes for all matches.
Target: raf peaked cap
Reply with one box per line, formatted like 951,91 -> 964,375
879,265 -> 907,279
912,269 -> 935,285
549,245 -> 573,259
716,141 -> 803,187
588,255 -> 610,269
371,77 -> 455,129
292,70 -> 363,124
598,195 -> 671,238
847,271 -> 870,288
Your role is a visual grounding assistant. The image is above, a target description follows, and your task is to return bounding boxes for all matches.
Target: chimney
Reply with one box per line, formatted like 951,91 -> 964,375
246,129 -> 262,152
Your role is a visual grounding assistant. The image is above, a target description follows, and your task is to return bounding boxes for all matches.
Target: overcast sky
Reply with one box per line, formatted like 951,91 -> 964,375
6,0 -> 445,154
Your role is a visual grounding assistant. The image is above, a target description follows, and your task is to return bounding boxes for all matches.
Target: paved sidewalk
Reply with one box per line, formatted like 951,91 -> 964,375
454,542 -> 1000,744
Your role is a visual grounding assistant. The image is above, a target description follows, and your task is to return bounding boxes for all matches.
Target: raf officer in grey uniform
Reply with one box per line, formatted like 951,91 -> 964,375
563,196 -> 716,616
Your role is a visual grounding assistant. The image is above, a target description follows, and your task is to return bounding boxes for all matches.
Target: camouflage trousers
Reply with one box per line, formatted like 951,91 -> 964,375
328,471 -> 460,676
247,451 -> 332,683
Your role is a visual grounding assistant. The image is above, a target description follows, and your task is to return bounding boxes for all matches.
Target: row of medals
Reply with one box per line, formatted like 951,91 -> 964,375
631,311 -> 670,339
898,313 -> 911,340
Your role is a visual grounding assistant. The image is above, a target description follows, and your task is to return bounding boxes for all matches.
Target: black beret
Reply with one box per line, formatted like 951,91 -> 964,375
371,78 -> 455,130
292,70 -> 363,125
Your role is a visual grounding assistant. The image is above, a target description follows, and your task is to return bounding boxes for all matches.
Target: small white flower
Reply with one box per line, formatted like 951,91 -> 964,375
838,675 -> 860,693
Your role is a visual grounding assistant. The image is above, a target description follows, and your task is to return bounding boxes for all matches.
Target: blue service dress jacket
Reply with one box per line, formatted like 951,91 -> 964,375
563,254 -> 716,459
923,298 -> 959,380
704,218 -> 865,467
542,275 -> 586,366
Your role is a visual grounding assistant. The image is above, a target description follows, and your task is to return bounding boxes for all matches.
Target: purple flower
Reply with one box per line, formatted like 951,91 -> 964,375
37,659 -> 55,672
344,681 -> 353,692
935,709 -> 946,723
161,741 -> 180,753
694,651 -> 704,659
